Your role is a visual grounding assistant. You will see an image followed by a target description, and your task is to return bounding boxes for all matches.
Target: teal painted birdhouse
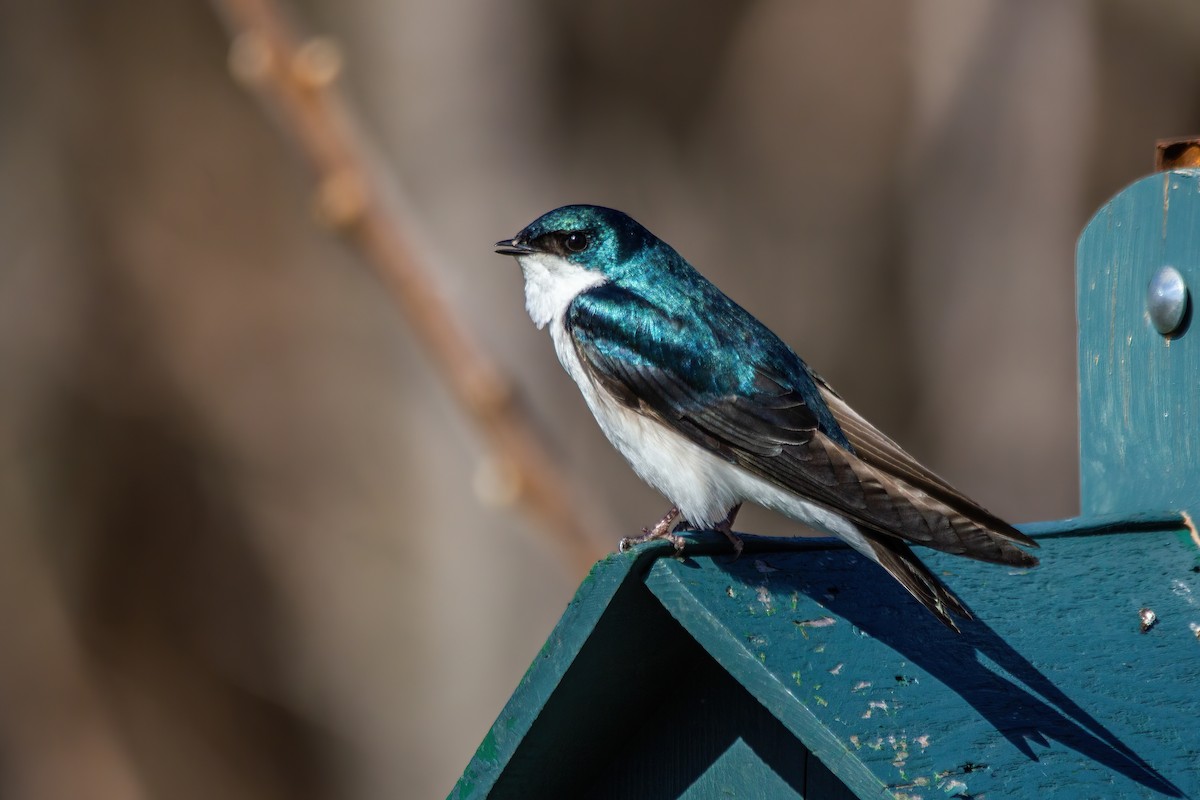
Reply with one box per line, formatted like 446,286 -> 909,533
452,150 -> 1200,799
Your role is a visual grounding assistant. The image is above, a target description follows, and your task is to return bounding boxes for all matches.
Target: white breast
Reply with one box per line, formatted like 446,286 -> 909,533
519,252 -> 607,329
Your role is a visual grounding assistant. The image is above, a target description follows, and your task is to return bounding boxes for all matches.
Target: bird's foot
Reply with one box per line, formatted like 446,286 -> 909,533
720,529 -> 744,561
716,503 -> 744,561
619,506 -> 685,555
619,504 -> 743,559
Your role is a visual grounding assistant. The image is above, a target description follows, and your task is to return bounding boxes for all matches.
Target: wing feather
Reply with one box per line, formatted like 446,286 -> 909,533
813,377 -> 1038,551
566,285 -> 1038,571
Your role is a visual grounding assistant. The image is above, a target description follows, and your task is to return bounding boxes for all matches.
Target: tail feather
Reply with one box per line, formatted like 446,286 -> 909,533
868,535 -> 971,632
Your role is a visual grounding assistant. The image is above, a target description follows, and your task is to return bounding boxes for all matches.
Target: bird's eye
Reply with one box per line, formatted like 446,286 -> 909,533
564,232 -> 590,253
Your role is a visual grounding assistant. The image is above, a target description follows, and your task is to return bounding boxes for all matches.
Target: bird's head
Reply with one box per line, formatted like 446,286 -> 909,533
495,204 -> 655,276
496,204 -> 666,328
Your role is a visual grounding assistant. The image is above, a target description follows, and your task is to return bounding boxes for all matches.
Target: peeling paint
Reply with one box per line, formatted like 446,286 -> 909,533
829,663 -> 844,675
756,585 -> 774,614
746,633 -> 769,649
1171,579 -> 1195,604
883,734 -> 907,767
862,699 -> 889,719
938,762 -> 988,778
852,680 -> 871,691
794,616 -> 836,628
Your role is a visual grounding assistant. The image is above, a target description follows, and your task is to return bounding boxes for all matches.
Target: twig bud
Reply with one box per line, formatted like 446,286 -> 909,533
293,37 -> 343,90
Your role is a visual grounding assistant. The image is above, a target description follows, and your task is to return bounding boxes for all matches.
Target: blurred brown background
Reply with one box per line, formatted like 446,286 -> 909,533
1,0 -> 1198,797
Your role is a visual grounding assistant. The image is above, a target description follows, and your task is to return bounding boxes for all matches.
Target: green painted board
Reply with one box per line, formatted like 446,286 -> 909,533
452,517 -> 1200,799
1078,168 -> 1200,517
647,522 -> 1199,799
450,537 -> 857,800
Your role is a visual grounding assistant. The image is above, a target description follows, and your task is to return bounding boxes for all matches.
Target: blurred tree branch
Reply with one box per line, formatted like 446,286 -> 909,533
209,0 -> 608,574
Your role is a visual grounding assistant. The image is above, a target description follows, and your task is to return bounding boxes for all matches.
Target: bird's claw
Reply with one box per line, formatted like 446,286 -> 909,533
716,503 -> 744,561
726,535 -> 744,562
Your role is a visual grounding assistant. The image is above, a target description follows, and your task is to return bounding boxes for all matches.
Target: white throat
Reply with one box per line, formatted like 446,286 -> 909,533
516,253 -> 607,329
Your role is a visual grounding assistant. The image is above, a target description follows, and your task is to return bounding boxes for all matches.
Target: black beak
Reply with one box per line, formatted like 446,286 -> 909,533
495,238 -> 534,256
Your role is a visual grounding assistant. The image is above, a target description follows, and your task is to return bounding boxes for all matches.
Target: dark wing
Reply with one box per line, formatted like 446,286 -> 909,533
812,375 -> 1038,551
583,342 -> 820,458
567,285 -> 1038,571
566,284 -> 822,458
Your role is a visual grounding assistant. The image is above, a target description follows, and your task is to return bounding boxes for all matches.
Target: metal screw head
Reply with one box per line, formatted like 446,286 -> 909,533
1147,266 -> 1188,336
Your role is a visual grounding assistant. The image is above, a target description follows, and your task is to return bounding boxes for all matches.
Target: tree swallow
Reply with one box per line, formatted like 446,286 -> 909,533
496,204 -> 1038,630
